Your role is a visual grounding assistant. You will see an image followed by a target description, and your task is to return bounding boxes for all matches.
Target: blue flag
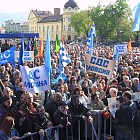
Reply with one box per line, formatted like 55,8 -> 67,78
26,39 -> 30,51
115,49 -> 119,62
87,22 -> 96,54
18,38 -> 24,67
0,46 -> 16,65
132,2 -> 140,32
44,30 -> 51,88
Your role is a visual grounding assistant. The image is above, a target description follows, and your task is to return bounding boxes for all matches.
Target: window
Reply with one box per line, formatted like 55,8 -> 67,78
63,18 -> 65,22
68,26 -> 71,32
63,25 -> 65,31
43,26 -> 45,32
52,25 -> 54,32
39,26 -> 41,32
68,18 -> 71,22
56,25 -> 59,32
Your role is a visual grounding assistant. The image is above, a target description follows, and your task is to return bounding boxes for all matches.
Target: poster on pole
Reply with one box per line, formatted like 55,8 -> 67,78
85,54 -> 115,79
113,44 -> 127,55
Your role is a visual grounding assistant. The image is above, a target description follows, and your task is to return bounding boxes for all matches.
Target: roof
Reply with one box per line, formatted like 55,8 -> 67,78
64,0 -> 78,9
31,10 -> 53,17
38,15 -> 63,23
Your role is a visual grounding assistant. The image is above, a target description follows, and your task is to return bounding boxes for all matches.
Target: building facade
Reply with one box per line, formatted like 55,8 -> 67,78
28,0 -> 80,41
5,20 -> 29,33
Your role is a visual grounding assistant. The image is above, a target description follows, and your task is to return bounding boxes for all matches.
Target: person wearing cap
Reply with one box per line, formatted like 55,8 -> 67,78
54,100 -> 72,140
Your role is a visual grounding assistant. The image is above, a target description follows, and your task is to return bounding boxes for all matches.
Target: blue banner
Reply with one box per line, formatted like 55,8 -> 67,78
0,46 -> 16,65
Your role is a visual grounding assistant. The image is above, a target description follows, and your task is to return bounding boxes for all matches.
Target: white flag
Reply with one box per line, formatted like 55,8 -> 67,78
20,65 -> 49,93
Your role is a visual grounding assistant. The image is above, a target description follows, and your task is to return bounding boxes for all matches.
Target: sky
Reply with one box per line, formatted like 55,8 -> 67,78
0,0 -> 139,14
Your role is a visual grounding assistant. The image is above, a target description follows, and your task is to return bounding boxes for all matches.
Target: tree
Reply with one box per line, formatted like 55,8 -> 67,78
70,10 -> 93,37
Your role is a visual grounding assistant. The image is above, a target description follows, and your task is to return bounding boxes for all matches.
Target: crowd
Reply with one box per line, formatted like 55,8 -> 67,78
0,41 -> 139,140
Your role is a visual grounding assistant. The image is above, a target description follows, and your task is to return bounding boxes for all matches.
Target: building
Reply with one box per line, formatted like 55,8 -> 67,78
20,22 -> 29,33
28,0 -> 80,41
5,20 -> 29,33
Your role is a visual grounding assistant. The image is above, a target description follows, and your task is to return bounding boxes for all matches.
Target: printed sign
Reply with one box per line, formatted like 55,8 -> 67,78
113,44 -> 127,55
20,65 -> 49,93
0,46 -> 16,65
107,97 -> 119,118
85,54 -> 115,78
14,51 -> 34,62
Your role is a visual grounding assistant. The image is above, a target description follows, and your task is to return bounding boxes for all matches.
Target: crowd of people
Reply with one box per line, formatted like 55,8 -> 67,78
0,41 -> 139,140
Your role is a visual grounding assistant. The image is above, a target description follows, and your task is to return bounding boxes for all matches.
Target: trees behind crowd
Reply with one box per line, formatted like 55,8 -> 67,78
70,0 -> 138,43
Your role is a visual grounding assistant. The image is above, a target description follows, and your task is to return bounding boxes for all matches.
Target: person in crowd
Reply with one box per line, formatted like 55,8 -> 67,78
32,105 -> 50,140
115,91 -> 137,140
9,69 -> 20,87
0,116 -> 20,140
87,93 -> 107,112
0,95 -> 18,126
68,95 -> 92,140
57,84 -> 69,102
54,100 -> 72,140
68,76 -> 78,94
45,92 -> 62,125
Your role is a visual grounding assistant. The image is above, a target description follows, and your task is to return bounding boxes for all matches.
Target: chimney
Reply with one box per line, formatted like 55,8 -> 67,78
54,8 -> 60,16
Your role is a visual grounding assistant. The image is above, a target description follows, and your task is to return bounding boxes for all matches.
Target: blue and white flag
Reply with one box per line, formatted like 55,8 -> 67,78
59,43 -> 71,74
0,46 -> 16,65
132,2 -> 140,32
87,22 -> 96,54
20,65 -> 49,93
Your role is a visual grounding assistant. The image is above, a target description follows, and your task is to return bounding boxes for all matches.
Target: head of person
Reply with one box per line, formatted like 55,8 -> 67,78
71,95 -> 79,106
70,76 -> 77,85
25,92 -> 33,105
91,84 -> 97,94
53,92 -> 62,103
13,70 -> 20,79
91,93 -> 99,104
3,87 -> 13,97
73,87 -> 83,97
109,88 -> 118,97
0,116 -> 15,135
18,82 -> 24,91
57,100 -> 67,114
122,91 -> 132,102
47,121 -> 53,128
123,76 -> 129,83
133,78 -> 139,86
57,84 -> 64,94
126,79 -> 132,87
3,95 -> 12,107
36,105 -> 45,118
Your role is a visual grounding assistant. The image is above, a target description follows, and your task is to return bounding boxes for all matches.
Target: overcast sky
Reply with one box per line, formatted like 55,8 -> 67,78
0,0 -> 138,13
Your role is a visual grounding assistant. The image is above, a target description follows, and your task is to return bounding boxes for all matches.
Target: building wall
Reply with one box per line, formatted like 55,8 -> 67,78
37,21 -> 62,41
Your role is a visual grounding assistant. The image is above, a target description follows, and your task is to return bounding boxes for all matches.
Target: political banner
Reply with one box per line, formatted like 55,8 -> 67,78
113,44 -> 127,55
14,51 -> 34,62
85,54 -> 115,78
20,65 -> 49,93
0,46 -> 16,65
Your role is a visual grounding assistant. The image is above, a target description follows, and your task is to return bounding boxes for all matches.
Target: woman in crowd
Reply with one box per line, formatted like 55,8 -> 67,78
0,116 -> 20,140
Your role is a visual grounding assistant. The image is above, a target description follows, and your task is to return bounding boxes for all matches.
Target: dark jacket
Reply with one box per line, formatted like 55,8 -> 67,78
32,112 -> 50,132
45,100 -> 58,124
68,102 -> 91,120
115,101 -> 134,129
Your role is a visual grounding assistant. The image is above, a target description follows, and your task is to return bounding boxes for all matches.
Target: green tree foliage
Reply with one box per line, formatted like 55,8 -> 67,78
70,10 -> 93,37
70,0 -> 133,42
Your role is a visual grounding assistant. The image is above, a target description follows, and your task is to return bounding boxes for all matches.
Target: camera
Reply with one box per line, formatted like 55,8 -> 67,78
116,96 -> 124,103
